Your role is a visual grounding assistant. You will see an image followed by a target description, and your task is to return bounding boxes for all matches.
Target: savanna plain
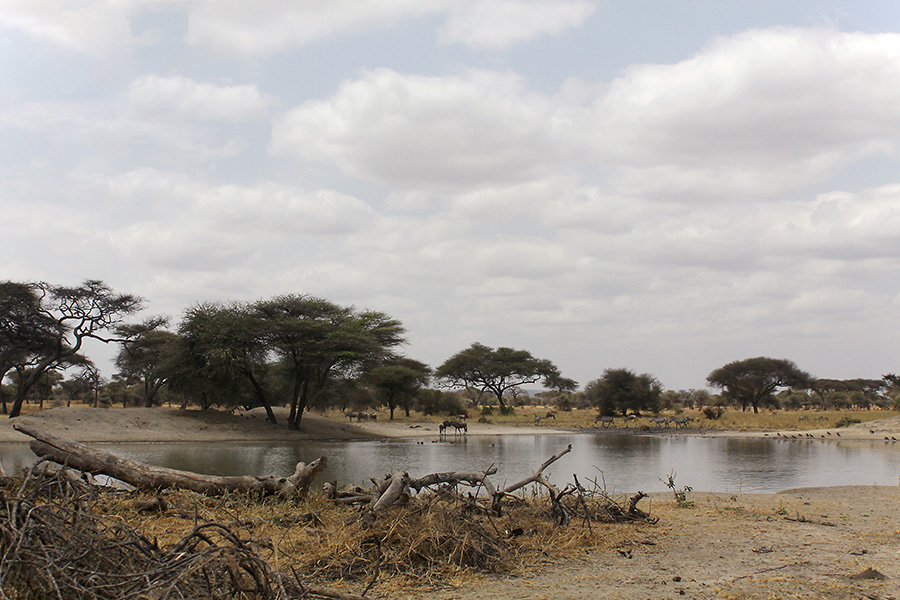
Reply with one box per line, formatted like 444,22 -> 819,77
1,405 -> 899,600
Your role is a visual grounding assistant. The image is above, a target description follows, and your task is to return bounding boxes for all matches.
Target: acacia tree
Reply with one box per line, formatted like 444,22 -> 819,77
115,319 -> 178,407
366,358 -> 431,419
707,357 -> 812,414
1,280 -> 143,418
253,295 -> 406,429
177,302 -> 278,423
435,343 -> 561,409
584,368 -> 662,416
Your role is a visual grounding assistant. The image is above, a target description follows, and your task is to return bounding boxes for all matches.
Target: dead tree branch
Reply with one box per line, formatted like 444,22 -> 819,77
14,423 -> 326,499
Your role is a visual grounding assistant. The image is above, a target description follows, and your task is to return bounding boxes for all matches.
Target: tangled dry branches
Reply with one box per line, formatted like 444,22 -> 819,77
0,448 -> 658,598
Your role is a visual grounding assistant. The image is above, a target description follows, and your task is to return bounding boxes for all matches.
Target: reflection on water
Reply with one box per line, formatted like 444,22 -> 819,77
2,433 -> 898,493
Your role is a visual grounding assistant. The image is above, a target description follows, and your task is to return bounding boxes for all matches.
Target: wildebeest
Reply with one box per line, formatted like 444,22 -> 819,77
346,411 -> 378,422
594,415 -> 614,428
544,411 -> 556,420
439,420 -> 467,435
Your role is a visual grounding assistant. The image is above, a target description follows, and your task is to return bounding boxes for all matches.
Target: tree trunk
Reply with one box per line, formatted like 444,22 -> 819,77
243,369 -> 277,424
14,424 -> 326,499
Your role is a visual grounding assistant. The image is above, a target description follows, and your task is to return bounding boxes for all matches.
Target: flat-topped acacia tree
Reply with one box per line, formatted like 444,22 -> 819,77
707,357 -> 812,414
435,342 -> 562,409
178,295 -> 406,429
253,295 -> 406,429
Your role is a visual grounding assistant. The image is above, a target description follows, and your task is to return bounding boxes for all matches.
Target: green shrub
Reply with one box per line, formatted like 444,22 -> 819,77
703,406 -> 726,420
834,416 -> 861,428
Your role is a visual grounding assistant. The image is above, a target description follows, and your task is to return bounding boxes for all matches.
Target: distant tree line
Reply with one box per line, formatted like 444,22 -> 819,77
3,279 -> 899,422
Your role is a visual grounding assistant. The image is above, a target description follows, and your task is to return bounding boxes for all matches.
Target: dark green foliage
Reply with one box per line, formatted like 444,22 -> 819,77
177,295 -> 406,428
1,280 -> 143,418
702,406 -> 725,420
366,357 -> 431,419
707,357 -> 812,414
115,320 -> 178,408
435,343 -> 562,408
834,416 -> 861,428
414,388 -> 465,416
584,368 -> 662,417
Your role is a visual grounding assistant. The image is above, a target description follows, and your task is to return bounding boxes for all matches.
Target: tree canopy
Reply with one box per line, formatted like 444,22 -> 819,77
115,320 -> 179,408
177,296 -> 406,428
1,280 -> 143,418
707,357 -> 812,414
584,368 -> 662,416
434,343 -> 561,408
366,357 -> 431,419
252,295 -> 406,429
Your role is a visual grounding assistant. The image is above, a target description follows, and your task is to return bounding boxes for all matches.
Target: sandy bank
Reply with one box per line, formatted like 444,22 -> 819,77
0,406 -> 571,444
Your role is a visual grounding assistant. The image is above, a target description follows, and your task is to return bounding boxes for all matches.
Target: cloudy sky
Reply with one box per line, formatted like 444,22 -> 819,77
2,1 -> 900,391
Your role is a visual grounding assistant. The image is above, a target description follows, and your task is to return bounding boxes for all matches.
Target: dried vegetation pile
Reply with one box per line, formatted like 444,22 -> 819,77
1,435 -> 658,599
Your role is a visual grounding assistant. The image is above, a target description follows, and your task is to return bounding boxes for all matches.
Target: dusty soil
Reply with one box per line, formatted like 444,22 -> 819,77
404,487 -> 900,600
1,407 -> 898,599
0,405 -> 563,443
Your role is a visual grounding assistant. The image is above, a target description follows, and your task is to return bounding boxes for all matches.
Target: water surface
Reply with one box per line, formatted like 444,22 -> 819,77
2,433 -> 897,493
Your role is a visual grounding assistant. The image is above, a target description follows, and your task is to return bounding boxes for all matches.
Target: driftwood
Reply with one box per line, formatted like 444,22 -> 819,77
13,423 -> 326,499
492,444 -> 571,517
337,442 -> 653,527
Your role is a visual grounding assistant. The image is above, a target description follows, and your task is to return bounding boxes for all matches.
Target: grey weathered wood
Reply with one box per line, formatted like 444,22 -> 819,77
14,423 -> 326,498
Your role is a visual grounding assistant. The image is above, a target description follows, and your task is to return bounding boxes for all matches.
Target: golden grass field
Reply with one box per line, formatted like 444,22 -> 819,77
328,405 -> 900,433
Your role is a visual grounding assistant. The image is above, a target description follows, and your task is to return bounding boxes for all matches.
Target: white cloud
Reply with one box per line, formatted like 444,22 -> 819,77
185,0 -> 593,56
103,169 -> 375,236
130,75 -> 275,122
271,68 -> 575,190
183,0 -> 439,56
1,0 -> 595,57
0,0 -> 135,55
438,0 -> 594,51
592,28 -> 900,196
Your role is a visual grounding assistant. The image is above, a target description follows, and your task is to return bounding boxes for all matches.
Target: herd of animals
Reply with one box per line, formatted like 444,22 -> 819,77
344,409 -> 698,433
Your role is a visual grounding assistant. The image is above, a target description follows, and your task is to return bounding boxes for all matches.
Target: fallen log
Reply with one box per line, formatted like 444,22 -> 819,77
13,423 -> 326,499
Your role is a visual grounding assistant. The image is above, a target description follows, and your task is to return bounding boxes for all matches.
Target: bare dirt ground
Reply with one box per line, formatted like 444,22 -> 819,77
1,407 -> 898,599
0,405 -> 564,443
404,487 -> 900,600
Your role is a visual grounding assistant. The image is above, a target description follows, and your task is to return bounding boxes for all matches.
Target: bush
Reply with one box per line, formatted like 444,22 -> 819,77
703,406 -> 726,420
834,416 -> 861,428
499,405 -> 515,416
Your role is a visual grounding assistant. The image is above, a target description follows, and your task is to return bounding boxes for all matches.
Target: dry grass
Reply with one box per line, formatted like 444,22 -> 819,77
80,480 -> 653,596
338,407 -> 899,433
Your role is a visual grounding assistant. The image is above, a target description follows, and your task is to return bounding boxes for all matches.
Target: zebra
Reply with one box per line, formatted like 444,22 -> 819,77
671,416 -> 690,428
534,415 -> 542,426
650,416 -> 669,428
594,415 -> 615,428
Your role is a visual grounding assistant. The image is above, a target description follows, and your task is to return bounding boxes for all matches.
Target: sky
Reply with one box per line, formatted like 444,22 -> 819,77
2,1 -> 900,392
